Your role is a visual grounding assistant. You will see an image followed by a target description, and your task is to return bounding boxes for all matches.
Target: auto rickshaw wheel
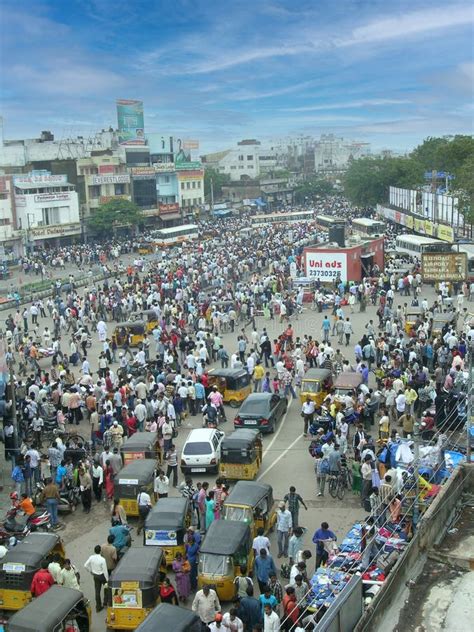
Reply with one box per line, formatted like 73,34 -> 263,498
228,400 -> 240,408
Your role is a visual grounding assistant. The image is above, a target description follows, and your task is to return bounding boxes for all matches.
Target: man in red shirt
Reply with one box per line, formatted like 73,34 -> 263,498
31,561 -> 55,596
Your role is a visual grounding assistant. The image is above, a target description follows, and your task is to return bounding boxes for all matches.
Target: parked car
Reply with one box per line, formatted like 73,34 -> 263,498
234,393 -> 288,434
180,428 -> 225,475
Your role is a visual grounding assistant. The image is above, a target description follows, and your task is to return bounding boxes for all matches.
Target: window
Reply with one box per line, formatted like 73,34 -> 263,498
164,176 -> 170,183
192,181 -> 196,189
115,184 -> 125,195
239,155 -> 244,161
196,181 -> 201,189
42,207 -> 60,226
247,155 -> 253,160
181,182 -> 185,190
89,185 -> 100,198
186,182 -> 191,189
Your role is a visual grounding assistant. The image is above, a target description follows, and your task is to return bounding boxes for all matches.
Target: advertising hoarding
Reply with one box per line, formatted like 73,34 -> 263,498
305,251 -> 348,282
90,174 -> 130,185
130,167 -> 156,180
175,161 -> 202,171
98,165 -> 115,174
421,252 -> 467,282
182,140 -> 199,150
14,174 -> 67,185
117,99 -> 145,146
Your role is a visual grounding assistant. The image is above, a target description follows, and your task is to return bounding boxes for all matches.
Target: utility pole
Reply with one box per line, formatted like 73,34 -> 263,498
412,420 -> 420,529
210,177 -> 214,213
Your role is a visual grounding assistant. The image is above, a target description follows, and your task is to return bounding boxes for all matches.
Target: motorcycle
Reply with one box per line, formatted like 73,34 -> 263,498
33,480 -> 80,513
0,506 -> 50,541
201,404 -> 226,428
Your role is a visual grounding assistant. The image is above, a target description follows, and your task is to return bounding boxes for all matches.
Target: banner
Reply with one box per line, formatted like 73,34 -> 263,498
14,174 -> 67,185
117,99 -> 145,146
305,251 -> 348,282
159,203 -> 180,214
175,161 -> 202,171
130,167 -> 156,180
154,162 -> 175,172
91,174 -> 130,185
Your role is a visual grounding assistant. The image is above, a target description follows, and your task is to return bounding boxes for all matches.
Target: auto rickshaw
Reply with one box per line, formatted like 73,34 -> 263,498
135,603 -> 201,632
222,481 -> 276,538
138,242 -> 155,255
115,460 -> 157,517
0,533 -> 65,612
6,586 -> 91,632
121,432 -> 161,466
432,312 -> 457,337
134,309 -> 159,333
105,547 -> 163,630
207,368 -> 251,407
144,497 -> 191,565
299,368 -> 333,406
404,308 -> 423,335
198,520 -> 254,601
218,429 -> 263,481
333,372 -> 363,399
112,321 -> 146,348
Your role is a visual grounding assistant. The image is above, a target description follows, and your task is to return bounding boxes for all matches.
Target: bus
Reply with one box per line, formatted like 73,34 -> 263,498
395,234 -> 451,257
152,224 -> 199,247
315,215 -> 345,229
352,218 -> 385,238
456,244 -> 474,279
249,210 -> 313,225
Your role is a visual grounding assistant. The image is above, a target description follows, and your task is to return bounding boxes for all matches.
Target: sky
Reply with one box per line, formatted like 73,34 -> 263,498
1,0 -> 473,154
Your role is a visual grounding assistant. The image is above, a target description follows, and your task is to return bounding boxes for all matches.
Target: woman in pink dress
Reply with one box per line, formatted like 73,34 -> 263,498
172,552 -> 191,602
104,460 -> 115,500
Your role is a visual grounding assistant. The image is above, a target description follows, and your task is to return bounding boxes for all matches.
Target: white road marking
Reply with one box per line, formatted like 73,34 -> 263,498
258,432 -> 302,481
262,395 -> 293,459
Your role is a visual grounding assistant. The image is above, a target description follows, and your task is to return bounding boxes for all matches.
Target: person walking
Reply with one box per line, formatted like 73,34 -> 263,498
192,584 -> 221,629
254,549 -> 276,594
283,487 -> 307,528
91,461 -> 103,502
79,465 -> 92,514
321,316 -> 331,344
40,478 -> 60,529
166,444 -> 179,487
276,501 -> 292,558
59,559 -> 81,590
343,318 -> 353,346
101,534 -> 118,575
136,488 -> 152,535
84,545 -> 109,612
301,397 -> 315,436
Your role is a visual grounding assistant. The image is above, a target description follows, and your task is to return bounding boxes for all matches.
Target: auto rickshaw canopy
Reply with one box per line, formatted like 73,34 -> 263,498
221,430 -> 262,463
108,547 -> 163,590
145,497 -> 189,531
200,520 -> 251,556
207,368 -> 251,390
115,320 -> 146,333
7,586 -> 87,632
135,603 -> 200,631
121,432 -> 158,453
334,372 -> 363,391
1,533 -> 63,573
117,459 -> 157,486
302,368 -> 332,382
224,481 -> 273,510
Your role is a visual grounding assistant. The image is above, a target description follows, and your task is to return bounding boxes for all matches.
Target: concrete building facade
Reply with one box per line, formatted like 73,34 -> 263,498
314,134 -> 370,174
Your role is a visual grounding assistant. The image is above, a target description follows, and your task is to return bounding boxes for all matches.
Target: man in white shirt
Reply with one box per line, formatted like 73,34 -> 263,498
252,527 -> 270,557
154,471 -> 169,500
263,604 -> 280,631
134,399 -> 147,432
84,545 -> 109,612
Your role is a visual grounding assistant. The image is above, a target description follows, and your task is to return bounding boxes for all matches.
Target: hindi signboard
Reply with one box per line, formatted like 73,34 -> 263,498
421,252 -> 467,282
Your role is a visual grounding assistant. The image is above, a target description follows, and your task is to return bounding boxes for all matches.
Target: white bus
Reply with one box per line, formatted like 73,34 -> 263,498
395,234 -> 450,257
250,210 -> 313,225
152,224 -> 199,247
352,218 -> 385,237
315,215 -> 345,229
456,244 -> 474,280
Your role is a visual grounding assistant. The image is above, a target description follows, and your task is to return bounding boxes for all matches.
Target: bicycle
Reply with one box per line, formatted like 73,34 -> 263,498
328,466 -> 353,500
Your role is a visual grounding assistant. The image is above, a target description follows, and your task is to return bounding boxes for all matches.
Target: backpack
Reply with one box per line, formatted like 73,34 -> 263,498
280,563 -> 291,579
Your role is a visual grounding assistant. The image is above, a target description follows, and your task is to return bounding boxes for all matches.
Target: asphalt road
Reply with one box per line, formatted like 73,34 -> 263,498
1,261 -> 448,631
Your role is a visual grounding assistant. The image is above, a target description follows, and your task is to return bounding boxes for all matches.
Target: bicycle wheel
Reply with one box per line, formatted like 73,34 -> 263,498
346,468 -> 353,489
328,476 -> 338,498
337,479 -> 346,500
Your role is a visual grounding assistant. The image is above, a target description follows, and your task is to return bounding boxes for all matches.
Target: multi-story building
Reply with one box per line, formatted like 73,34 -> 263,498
76,154 -> 131,217
314,134 -> 370,174
176,163 -> 204,214
0,175 -> 22,257
201,139 -> 278,181
12,170 -> 80,250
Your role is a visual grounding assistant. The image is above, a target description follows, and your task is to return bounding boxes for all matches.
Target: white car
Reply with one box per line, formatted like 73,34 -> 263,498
180,428 -> 225,475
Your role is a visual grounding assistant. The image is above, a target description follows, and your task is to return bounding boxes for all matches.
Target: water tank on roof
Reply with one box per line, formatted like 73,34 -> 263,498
328,223 -> 345,247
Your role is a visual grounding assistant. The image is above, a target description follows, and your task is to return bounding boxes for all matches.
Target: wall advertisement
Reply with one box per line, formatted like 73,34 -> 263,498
13,174 -> 67,185
130,167 -> 156,180
305,251 -> 347,282
90,174 -> 130,185
29,223 -> 81,239
377,205 -> 454,243
116,99 -> 145,146
421,252 -> 467,282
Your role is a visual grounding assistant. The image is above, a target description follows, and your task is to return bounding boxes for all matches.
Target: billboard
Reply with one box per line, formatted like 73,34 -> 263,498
130,167 -> 156,180
305,251 -> 348,282
182,140 -> 199,150
90,174 -> 130,185
117,99 -> 145,146
14,173 -> 67,185
422,252 -> 467,282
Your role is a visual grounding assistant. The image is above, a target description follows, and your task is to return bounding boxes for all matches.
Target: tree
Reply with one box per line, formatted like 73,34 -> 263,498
88,198 -> 143,235
411,135 -> 474,173
203,168 -> 231,202
411,136 -> 450,170
293,178 -> 334,203
343,157 -> 424,207
455,155 -> 474,223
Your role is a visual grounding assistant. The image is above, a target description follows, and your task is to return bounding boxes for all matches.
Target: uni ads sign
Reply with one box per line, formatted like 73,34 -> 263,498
305,251 -> 347,282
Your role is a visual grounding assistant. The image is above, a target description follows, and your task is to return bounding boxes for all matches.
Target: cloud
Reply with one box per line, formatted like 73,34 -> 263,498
282,99 -> 413,112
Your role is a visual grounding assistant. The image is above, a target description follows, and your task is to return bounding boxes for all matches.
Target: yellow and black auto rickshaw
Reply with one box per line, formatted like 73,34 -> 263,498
222,481 -> 276,538
105,547 -> 163,630
115,460 -> 157,517
299,368 -> 333,406
134,310 -> 159,333
219,429 -> 263,481
198,520 -> 254,601
333,372 -> 363,399
207,368 -> 251,407
138,242 -> 155,256
121,432 -> 161,466
135,603 -> 201,632
0,533 -> 65,613
431,312 -> 457,337
405,307 -> 423,335
6,585 -> 91,632
112,321 -> 146,348
144,497 -> 191,566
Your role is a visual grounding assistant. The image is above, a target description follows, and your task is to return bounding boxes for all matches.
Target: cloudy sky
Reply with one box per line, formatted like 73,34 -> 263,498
1,0 -> 473,153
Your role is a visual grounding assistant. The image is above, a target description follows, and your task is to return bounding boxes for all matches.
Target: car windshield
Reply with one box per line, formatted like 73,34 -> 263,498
239,399 -> 268,416
183,441 -> 212,455
302,380 -> 321,393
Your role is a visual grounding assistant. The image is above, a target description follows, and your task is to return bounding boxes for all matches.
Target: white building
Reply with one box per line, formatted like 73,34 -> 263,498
202,139 -> 278,181
314,134 -> 370,174
13,171 -> 80,248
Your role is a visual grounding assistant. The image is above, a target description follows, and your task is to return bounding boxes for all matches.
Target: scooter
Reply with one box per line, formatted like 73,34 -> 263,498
1,507 -> 51,539
33,480 -> 80,513
201,404 -> 226,428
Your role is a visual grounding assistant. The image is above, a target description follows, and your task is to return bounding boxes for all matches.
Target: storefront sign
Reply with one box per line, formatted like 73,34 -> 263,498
130,167 -> 156,180
98,165 -> 116,174
29,223 -> 81,239
13,174 -> 67,185
154,162 -> 175,172
175,161 -> 202,171
90,174 -> 130,185
141,208 -> 159,217
421,252 -> 467,282
159,203 -> 180,214
177,170 -> 204,180
305,251 -> 348,282
33,192 -> 71,203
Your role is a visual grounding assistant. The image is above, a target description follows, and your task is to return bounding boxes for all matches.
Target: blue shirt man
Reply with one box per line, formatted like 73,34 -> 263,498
109,525 -> 130,552
312,522 -> 337,567
254,550 -> 276,591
